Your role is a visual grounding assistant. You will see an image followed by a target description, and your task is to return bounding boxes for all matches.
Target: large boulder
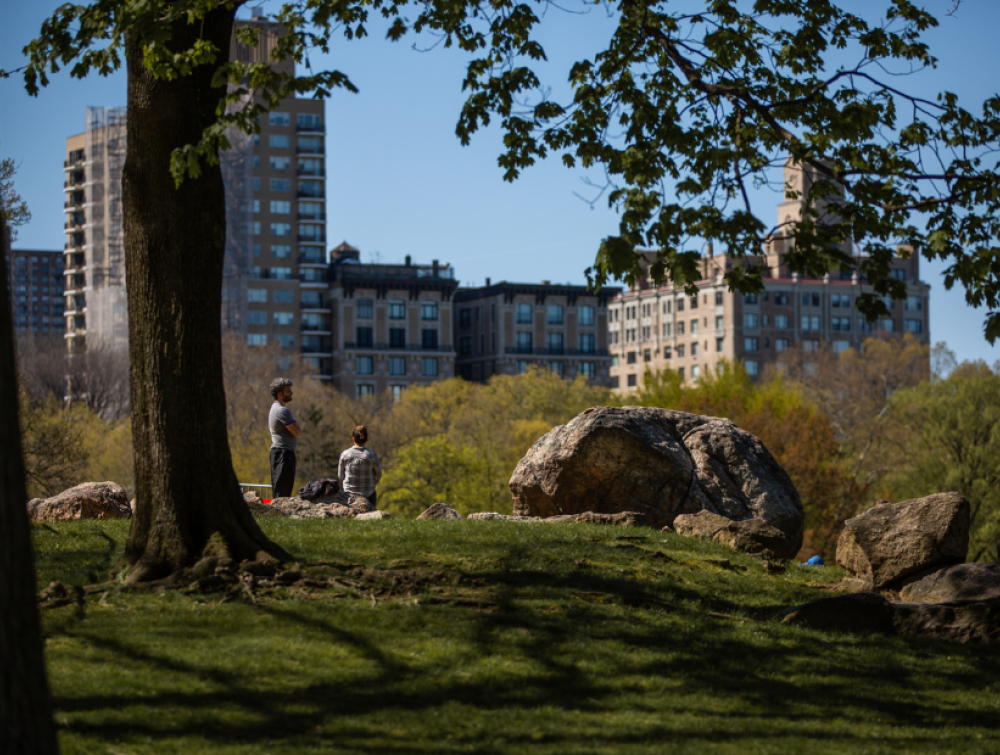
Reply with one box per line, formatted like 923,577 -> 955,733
257,492 -> 374,519
781,592 -> 1000,644
509,406 -> 803,554
836,492 -> 969,590
899,563 -> 1000,604
673,510 -> 792,560
27,482 -> 131,522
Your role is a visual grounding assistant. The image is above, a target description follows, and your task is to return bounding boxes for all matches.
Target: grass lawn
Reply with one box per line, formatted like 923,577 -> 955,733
32,519 -> 1000,754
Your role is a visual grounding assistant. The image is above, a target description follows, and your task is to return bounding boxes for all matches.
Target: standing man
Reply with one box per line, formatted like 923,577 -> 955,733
268,378 -> 301,499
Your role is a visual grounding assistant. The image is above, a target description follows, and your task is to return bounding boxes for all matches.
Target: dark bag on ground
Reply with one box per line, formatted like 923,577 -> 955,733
299,478 -> 340,500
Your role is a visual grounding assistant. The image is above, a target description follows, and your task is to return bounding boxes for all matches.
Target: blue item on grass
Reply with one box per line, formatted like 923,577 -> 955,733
804,555 -> 825,566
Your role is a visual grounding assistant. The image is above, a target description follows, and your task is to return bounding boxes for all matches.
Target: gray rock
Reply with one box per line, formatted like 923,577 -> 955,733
417,503 -> 464,520
836,492 -> 969,589
356,510 -> 392,521
899,563 -> 1000,604
673,510 -> 793,560
467,512 -> 542,521
782,592 -> 1000,644
509,406 -> 803,555
27,481 -> 132,522
543,511 -> 648,527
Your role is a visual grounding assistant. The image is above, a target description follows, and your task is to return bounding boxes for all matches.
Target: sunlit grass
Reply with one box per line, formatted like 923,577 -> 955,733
33,519 -> 1000,754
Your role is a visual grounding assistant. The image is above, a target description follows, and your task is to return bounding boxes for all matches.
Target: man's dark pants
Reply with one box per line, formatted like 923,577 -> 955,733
270,447 -> 296,499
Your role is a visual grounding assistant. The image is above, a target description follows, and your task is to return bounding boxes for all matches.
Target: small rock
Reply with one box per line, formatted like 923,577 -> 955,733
899,563 -> 1000,604
673,510 -> 795,560
27,482 -> 132,522
417,503 -> 464,520
543,511 -> 648,527
356,511 -> 392,521
466,512 -> 542,521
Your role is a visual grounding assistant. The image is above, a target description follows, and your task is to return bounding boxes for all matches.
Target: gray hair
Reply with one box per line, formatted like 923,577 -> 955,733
270,377 -> 293,400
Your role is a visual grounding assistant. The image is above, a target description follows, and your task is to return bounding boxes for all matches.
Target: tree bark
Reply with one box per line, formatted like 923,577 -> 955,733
122,8 -> 290,582
0,214 -> 60,751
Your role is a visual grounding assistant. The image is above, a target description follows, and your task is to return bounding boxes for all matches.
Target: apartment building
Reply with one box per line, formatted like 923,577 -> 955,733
5,249 -> 65,338
328,243 -> 458,398
62,10 -> 325,357
610,160 -> 931,392
454,280 -> 618,386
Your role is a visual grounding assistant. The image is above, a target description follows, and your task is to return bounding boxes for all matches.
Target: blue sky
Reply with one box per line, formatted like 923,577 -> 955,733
3,0 -> 999,366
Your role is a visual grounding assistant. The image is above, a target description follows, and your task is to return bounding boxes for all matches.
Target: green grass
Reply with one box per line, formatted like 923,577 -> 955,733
32,520 -> 1000,754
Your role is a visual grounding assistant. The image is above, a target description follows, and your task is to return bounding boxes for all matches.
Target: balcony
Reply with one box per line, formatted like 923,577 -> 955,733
297,235 -> 326,246
296,166 -> 326,177
296,188 -> 325,199
300,320 -> 332,333
342,342 -> 455,353
64,197 -> 85,209
296,144 -> 325,155
296,122 -> 326,134
297,211 -> 326,222
504,347 -> 610,357
300,297 -> 330,311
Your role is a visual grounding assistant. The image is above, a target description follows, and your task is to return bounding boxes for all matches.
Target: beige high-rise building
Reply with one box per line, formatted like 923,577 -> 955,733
609,160 -> 931,392
62,11 -> 326,360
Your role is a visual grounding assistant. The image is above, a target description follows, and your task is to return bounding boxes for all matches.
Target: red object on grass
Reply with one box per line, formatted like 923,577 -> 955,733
263,499 -> 272,505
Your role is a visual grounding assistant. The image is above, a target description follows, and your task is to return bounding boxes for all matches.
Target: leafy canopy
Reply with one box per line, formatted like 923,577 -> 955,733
20,0 -> 1000,338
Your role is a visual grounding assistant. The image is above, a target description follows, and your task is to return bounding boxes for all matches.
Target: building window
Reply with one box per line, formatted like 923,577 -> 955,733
691,365 -> 700,380
715,291 -> 724,306
832,316 -> 851,331
802,292 -> 821,307
664,300 -> 672,314
459,336 -> 472,356
547,305 -> 564,324
389,328 -> 406,348
459,308 -> 472,328
579,306 -> 595,326
270,223 -> 291,237
905,296 -> 923,311
269,134 -> 291,148
248,288 -> 267,303
356,327 -> 373,347
516,332 -> 533,353
516,361 -> 529,374
775,338 -> 790,352
800,315 -> 820,331
743,313 -> 759,328
716,338 -> 724,352
356,299 -> 373,319
253,222 -> 261,236
271,267 -> 292,280
389,357 -> 406,375
677,345 -> 685,358
627,351 -> 636,365
744,337 -> 758,352
774,291 -> 790,306
421,357 -> 439,376
547,332 -> 564,353
858,318 -> 875,332
516,303 -> 532,323
677,321 -> 685,336
677,298 -> 685,312
890,269 -> 906,281
744,293 -> 758,304
271,244 -> 292,258
775,314 -> 789,329
273,289 -> 294,304
643,349 -> 651,363
273,312 -> 294,326
578,333 -> 596,353
664,346 -> 672,359
247,333 -> 267,346
831,293 -> 850,308
356,356 -> 373,375
627,374 -> 637,387
690,295 -> 699,310
247,311 -> 267,325
745,361 -> 759,376
690,319 -> 699,335
905,319 -> 923,334
548,361 -> 564,377
422,329 -> 439,349
691,342 -> 699,357
269,112 -> 291,126
270,200 -> 291,214
578,362 -> 595,379
834,341 -> 851,354
270,179 -> 291,192
663,323 -> 672,337
269,156 -> 291,170
357,384 -> 375,397
641,326 -> 651,341
421,301 -> 438,321
678,367 -> 685,379
715,316 -> 723,331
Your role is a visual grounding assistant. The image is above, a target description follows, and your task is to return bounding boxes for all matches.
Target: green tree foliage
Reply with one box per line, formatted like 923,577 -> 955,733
890,361 -> 1000,562
632,360 -> 851,555
19,1 -> 1000,338
0,153 -> 30,240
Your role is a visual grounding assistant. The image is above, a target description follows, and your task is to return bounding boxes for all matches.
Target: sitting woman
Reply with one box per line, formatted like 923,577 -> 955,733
338,425 -> 382,507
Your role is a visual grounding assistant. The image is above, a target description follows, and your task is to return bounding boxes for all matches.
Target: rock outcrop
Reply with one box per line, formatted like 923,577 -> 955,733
249,492 -> 375,519
417,503 -> 464,520
899,563 -> 1000,604
781,592 -> 1000,644
836,492 -> 970,589
509,406 -> 803,556
672,510 -> 791,560
27,482 -> 132,522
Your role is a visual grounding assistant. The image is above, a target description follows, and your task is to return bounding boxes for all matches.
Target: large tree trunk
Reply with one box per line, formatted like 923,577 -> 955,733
0,217 -> 60,751
122,9 -> 290,582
